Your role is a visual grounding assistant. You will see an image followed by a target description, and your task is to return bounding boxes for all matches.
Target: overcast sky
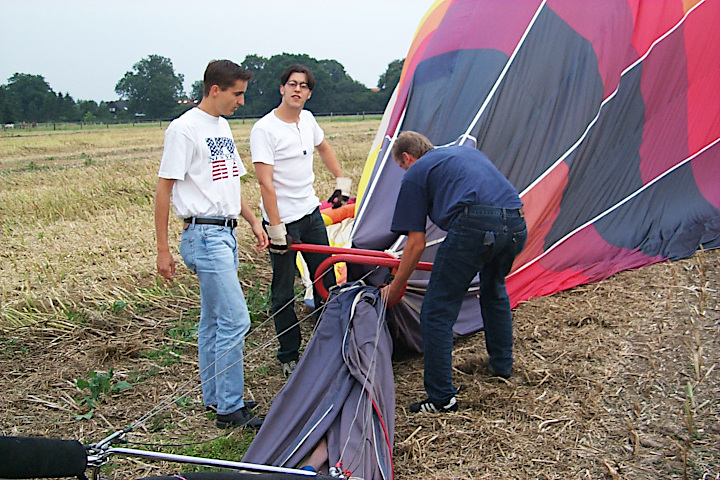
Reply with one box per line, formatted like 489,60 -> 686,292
0,0 -> 435,103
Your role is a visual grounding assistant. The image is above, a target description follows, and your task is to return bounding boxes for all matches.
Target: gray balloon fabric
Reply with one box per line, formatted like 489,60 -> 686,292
243,283 -> 394,480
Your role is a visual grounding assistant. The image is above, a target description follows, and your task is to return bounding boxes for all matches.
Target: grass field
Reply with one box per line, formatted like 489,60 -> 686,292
0,118 -> 376,328
0,120 -> 718,480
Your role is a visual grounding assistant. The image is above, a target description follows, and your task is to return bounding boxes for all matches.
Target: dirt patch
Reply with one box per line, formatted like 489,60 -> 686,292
1,249 -> 718,480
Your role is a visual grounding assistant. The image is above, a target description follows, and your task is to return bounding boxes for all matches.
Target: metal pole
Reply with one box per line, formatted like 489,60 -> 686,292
106,447 -> 317,477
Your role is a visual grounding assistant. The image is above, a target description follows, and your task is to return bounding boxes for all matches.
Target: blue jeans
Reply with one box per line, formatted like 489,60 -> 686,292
421,205 -> 527,404
179,221 -> 250,415
265,208 -> 336,363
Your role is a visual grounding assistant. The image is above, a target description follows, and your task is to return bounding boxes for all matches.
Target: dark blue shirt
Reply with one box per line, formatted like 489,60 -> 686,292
391,145 -> 522,234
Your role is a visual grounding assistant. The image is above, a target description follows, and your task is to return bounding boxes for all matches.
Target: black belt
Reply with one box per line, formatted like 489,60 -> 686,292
463,205 -> 524,218
184,217 -> 238,228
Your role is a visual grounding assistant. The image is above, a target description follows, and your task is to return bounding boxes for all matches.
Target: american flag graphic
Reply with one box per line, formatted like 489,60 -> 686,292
205,137 -> 240,181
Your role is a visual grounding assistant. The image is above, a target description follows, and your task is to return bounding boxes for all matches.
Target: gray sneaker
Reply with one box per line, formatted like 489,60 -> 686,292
281,360 -> 298,378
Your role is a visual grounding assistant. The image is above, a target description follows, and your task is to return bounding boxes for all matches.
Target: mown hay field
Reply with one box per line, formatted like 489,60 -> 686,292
0,120 -> 718,480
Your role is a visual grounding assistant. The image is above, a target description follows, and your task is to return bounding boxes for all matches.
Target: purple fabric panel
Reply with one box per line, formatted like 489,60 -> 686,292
389,288 -> 484,354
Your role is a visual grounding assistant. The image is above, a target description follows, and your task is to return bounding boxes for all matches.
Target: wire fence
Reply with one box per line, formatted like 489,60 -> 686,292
0,111 -> 384,133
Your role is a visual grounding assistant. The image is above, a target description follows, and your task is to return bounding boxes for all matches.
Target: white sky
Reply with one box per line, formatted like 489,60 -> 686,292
0,0 -> 435,103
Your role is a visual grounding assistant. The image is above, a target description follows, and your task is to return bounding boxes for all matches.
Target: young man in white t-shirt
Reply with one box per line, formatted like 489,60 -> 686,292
250,65 -> 351,377
155,60 -> 268,429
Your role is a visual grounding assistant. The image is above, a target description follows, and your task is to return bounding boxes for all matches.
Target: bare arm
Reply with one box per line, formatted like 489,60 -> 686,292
253,162 -> 282,226
382,231 -> 426,303
155,177 -> 176,281
316,139 -> 343,178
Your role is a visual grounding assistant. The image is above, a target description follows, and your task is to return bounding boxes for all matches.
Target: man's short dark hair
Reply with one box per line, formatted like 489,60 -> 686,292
203,60 -> 254,97
392,131 -> 435,161
280,64 -> 316,91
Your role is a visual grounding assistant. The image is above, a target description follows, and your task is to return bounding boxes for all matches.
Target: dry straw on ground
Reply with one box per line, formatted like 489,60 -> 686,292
0,120 -> 718,480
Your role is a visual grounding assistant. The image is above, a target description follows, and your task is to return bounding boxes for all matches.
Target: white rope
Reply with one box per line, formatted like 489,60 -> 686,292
338,285 -> 392,478
131,265 -> 336,429
131,264 -> 380,431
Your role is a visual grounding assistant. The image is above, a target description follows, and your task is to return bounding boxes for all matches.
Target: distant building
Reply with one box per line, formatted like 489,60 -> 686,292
107,101 -> 129,114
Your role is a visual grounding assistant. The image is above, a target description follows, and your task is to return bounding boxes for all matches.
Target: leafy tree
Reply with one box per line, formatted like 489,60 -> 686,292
190,80 -> 204,103
77,100 -> 111,123
377,59 -> 404,91
94,101 -> 113,122
240,53 -> 313,116
115,55 -> 184,119
0,85 -> 14,124
376,58 -> 404,107
1,55 -> 402,125
237,53 -> 387,117
2,73 -> 60,122
57,92 -> 77,121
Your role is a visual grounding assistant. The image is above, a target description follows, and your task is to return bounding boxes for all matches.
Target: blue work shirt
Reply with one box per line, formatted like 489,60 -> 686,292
391,145 -> 522,234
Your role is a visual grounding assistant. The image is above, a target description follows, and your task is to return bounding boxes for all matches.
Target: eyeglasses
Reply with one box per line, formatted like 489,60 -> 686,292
286,80 -> 310,90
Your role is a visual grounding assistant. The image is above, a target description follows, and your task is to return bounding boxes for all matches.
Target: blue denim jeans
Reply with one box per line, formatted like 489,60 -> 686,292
421,205 -> 527,404
179,221 -> 250,415
265,208 -> 336,363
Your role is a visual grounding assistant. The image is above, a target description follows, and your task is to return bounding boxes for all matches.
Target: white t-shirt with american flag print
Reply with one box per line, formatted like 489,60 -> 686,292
158,107 -> 247,219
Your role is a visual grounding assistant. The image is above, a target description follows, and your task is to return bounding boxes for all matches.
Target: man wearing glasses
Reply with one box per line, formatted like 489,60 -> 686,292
250,65 -> 351,378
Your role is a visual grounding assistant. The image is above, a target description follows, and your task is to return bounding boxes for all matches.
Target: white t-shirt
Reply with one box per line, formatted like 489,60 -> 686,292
158,107 -> 247,219
250,109 -> 324,223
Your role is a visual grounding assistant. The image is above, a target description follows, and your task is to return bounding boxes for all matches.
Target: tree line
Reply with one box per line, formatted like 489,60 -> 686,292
0,54 -> 403,125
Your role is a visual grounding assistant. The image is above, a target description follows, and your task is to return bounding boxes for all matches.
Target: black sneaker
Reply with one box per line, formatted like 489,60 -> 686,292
215,407 -> 263,429
409,396 -> 458,414
207,400 -> 257,412
486,362 -> 512,379
281,360 -> 298,378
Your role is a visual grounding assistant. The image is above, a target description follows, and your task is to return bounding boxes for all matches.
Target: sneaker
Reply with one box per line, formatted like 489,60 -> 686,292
486,362 -> 512,379
206,400 -> 257,413
215,407 -> 263,429
409,396 -> 458,414
281,360 -> 298,378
